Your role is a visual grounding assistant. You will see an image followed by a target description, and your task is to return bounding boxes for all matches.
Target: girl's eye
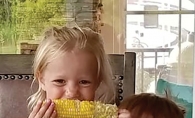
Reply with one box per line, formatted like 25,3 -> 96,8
79,80 -> 91,85
54,79 -> 66,84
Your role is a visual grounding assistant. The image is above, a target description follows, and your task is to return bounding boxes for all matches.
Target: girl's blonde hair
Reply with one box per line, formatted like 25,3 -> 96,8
28,26 -> 116,110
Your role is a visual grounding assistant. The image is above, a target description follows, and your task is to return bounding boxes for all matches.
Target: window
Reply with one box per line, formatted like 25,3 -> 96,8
125,0 -> 194,117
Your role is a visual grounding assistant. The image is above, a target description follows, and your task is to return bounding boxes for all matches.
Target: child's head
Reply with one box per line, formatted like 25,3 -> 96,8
119,93 -> 185,118
28,26 -> 115,109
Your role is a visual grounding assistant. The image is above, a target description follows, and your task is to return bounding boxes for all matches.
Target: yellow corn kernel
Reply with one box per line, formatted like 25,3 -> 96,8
52,99 -> 118,118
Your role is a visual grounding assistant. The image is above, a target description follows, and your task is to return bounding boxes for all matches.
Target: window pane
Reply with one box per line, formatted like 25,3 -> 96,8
167,14 -> 194,118
126,15 -> 179,48
181,14 -> 194,33
182,0 -> 194,10
0,1 -> 68,54
127,0 -> 194,11
0,0 -> 105,54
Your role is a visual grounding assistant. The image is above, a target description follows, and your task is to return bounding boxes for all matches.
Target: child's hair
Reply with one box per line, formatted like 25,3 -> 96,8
28,26 -> 116,110
119,93 -> 185,118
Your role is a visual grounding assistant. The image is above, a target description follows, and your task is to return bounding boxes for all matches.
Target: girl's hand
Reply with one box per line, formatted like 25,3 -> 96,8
118,109 -> 131,118
28,99 -> 57,118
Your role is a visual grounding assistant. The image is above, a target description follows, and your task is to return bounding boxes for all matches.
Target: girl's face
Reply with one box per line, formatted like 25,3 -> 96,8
39,49 -> 99,101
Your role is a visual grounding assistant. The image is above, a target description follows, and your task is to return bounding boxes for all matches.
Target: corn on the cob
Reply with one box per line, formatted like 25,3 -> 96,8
52,99 -> 118,118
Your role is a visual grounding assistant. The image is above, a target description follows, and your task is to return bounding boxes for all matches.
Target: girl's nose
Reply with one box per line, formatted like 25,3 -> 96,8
65,84 -> 80,99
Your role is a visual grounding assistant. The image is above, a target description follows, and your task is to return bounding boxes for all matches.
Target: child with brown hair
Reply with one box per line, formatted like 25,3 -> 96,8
118,93 -> 185,118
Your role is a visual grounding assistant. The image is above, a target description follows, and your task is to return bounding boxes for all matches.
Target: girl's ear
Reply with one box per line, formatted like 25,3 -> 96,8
37,71 -> 46,91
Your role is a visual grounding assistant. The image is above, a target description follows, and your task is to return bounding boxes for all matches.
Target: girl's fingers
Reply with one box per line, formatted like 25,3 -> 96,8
50,110 -> 57,118
43,102 -> 56,118
35,99 -> 52,118
28,100 -> 43,118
